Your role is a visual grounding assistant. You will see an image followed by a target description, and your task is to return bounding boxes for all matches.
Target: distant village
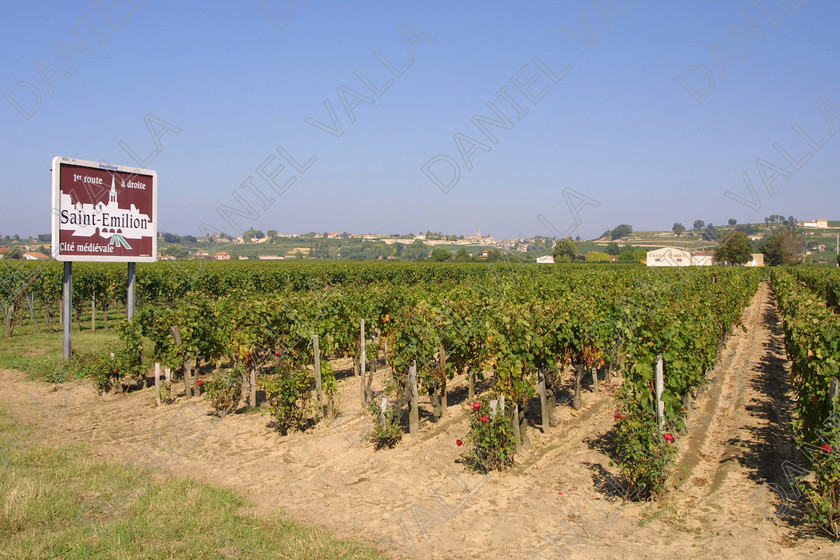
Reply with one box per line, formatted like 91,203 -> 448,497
3,218 -> 837,265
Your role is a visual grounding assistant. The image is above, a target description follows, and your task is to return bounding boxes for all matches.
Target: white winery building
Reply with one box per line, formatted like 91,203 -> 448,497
646,247 -> 765,267
801,218 -> 829,228
646,247 -> 713,267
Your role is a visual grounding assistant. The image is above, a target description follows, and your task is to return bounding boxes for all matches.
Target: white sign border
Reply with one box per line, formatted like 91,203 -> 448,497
51,156 -> 158,263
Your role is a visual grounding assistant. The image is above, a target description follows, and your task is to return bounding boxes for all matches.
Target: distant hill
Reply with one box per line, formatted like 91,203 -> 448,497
585,221 -> 839,264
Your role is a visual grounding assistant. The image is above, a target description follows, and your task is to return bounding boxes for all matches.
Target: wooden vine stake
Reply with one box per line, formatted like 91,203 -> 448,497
379,397 -> 388,428
249,366 -> 257,408
366,327 -> 377,394
164,367 -> 171,383
655,355 -> 665,430
408,363 -> 419,437
171,325 -> 191,399
313,335 -> 325,419
538,369 -> 549,432
439,342 -> 448,416
360,319 -> 366,408
154,362 -> 161,406
511,402 -> 522,451
830,378 -> 839,411
572,365 -> 583,410
591,367 -> 599,394
91,293 -> 96,332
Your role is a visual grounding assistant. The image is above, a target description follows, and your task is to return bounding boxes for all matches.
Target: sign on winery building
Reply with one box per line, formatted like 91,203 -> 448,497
51,156 -> 157,262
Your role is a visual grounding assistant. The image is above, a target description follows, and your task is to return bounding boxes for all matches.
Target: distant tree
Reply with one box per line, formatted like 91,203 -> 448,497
485,249 -> 502,262
162,232 -> 180,243
714,232 -> 752,265
447,234 -> 458,242
183,235 -> 197,243
672,222 -> 685,236
728,218 -> 737,226
763,231 -> 804,265
605,242 -> 621,255
735,224 -> 758,235
312,240 -> 330,259
295,250 -> 304,259
787,216 -> 797,231
454,247 -> 472,262
702,225 -> 719,241
528,236 -> 552,251
267,230 -> 278,238
430,247 -> 452,262
575,235 -> 581,241
610,224 -> 633,240
693,219 -> 705,230
401,239 -> 429,260
618,248 -> 647,262
37,233 -> 50,243
553,237 -> 578,262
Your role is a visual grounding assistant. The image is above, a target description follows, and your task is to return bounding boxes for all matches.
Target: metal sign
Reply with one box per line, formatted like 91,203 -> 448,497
51,156 -> 157,262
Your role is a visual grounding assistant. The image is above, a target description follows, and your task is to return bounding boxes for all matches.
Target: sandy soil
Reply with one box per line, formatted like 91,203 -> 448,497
2,282 -> 839,559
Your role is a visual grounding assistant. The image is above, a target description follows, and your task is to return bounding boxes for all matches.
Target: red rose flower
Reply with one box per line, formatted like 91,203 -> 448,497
196,380 -> 203,386
663,433 -> 674,443
473,402 -> 481,411
456,439 -> 463,446
822,444 -> 833,454
480,416 -> 489,423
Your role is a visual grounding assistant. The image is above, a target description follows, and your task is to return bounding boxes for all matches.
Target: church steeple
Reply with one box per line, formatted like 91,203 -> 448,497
109,175 -> 118,204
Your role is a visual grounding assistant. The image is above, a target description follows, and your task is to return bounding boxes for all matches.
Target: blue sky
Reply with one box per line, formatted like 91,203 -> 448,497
2,0 -> 838,240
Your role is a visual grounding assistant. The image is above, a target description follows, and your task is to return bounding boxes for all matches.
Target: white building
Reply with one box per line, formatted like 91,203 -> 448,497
536,255 -> 555,264
646,247 -> 713,267
802,219 -> 829,228
746,254 -> 765,267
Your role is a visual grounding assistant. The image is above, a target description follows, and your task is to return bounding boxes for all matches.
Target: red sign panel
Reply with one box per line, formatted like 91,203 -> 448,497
51,157 -> 158,262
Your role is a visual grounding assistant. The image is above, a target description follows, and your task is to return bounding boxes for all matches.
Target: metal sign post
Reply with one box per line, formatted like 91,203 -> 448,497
63,261 -> 72,360
127,262 -> 136,319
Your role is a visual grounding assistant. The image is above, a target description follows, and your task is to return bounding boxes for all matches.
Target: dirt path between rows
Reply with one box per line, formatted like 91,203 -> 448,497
2,282 -> 839,559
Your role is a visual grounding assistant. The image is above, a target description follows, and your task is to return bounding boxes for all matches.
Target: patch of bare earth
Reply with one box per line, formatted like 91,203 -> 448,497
2,282 -> 839,559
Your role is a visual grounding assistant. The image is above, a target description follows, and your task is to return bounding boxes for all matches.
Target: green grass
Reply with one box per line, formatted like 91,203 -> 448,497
0,330 -> 121,379
0,410 -> 386,560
